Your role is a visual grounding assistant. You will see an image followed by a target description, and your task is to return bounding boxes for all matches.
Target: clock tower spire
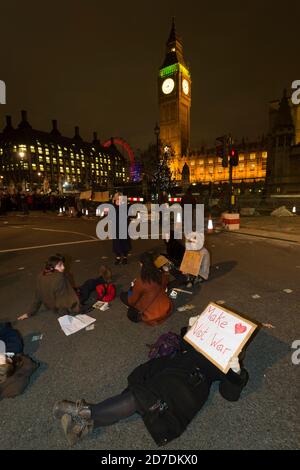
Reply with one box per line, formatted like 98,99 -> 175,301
158,19 -> 191,179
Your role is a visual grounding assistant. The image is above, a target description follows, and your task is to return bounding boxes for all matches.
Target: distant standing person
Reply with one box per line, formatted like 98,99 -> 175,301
112,192 -> 131,265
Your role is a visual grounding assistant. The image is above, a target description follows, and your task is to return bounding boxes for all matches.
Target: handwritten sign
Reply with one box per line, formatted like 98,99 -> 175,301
180,250 -> 203,276
184,302 -> 257,373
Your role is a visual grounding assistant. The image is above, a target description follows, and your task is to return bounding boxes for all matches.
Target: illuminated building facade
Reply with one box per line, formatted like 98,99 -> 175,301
0,111 -> 129,190
159,22 -> 300,194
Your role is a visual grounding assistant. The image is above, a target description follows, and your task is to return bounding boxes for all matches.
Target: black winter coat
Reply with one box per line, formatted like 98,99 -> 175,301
127,342 -> 248,446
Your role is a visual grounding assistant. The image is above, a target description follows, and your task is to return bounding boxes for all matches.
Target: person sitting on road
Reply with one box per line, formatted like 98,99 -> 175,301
0,322 -> 39,400
163,230 -> 185,267
52,320 -> 248,447
78,266 -> 115,305
18,254 -> 80,320
185,232 -> 211,287
120,252 -> 172,325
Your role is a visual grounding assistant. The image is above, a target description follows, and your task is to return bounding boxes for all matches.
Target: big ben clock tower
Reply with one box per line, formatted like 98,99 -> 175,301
158,18 -> 191,179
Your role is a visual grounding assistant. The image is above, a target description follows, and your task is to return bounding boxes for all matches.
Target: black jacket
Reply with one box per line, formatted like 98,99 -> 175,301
127,342 -> 248,446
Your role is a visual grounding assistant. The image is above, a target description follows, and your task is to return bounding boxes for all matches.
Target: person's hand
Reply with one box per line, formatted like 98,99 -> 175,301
188,315 -> 200,328
229,356 -> 241,374
18,313 -> 29,321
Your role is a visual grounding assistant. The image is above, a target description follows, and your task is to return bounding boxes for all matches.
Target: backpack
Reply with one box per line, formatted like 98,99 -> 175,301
147,332 -> 182,360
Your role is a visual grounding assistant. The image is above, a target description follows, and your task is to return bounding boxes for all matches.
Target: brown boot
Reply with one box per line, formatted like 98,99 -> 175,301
61,413 -> 94,446
53,399 -> 91,420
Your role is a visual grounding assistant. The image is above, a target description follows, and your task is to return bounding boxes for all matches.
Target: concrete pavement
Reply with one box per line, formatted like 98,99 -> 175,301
0,213 -> 299,450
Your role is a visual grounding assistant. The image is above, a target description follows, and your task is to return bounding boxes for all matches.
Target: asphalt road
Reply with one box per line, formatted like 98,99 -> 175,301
0,213 -> 299,450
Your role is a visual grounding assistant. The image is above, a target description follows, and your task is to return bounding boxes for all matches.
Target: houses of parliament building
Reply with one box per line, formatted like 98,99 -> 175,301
158,20 -> 300,194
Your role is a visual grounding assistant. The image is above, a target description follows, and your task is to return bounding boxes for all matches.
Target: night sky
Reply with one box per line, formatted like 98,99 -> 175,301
1,0 -> 300,152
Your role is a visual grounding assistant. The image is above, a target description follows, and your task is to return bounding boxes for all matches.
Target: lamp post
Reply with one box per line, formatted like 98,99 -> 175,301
18,151 -> 32,191
154,123 -> 160,160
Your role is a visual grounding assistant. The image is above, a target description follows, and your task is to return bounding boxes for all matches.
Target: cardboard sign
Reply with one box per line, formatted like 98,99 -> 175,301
180,250 -> 203,276
154,255 -> 169,269
93,191 -> 109,202
80,190 -> 92,200
184,302 -> 257,373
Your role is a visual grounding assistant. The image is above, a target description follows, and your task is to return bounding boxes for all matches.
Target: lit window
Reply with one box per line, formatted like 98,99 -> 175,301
60,167 -> 64,173
77,169 -> 81,174
39,156 -> 43,162
199,160 -> 204,165
38,147 -> 43,154
53,158 -> 57,164
46,157 -> 50,163
250,164 -> 256,170
208,159 -> 213,164
239,155 -> 244,161
39,165 -> 44,171
59,159 -> 63,165
45,149 -> 49,155
250,153 -> 256,160
58,151 -> 63,157
262,152 -> 267,159
30,146 -> 35,152
190,161 -> 195,166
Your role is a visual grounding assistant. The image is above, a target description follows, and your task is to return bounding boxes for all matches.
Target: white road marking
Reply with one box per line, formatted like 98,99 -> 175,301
32,227 -> 97,240
252,294 -> 261,299
283,289 -> 293,294
0,239 -> 100,254
18,267 -> 25,270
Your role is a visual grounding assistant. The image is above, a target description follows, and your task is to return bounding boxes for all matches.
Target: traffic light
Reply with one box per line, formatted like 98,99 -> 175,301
230,147 -> 239,166
216,138 -> 228,168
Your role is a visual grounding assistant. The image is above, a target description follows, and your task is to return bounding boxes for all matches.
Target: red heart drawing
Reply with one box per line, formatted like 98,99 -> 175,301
235,323 -> 247,335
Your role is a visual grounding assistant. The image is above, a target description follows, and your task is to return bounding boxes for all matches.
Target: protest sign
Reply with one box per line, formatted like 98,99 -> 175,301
184,302 -> 257,373
58,314 -> 96,336
180,250 -> 203,276
93,191 -> 109,202
80,190 -> 92,200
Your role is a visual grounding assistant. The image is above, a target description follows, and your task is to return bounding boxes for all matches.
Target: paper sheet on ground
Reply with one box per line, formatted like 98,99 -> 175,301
58,314 -> 96,336
184,302 -> 257,373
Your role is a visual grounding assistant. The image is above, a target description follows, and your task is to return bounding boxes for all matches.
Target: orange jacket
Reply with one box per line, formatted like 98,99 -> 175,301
128,274 -> 172,326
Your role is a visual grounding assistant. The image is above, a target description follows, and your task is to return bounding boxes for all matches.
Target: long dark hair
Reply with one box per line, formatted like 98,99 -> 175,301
43,253 -> 65,274
139,252 -> 162,285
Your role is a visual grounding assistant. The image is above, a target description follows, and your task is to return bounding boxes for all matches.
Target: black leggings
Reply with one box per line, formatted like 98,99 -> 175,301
90,390 -> 138,428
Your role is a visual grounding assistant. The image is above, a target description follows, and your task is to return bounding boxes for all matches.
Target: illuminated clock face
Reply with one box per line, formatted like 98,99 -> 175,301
162,78 -> 175,95
182,79 -> 189,95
